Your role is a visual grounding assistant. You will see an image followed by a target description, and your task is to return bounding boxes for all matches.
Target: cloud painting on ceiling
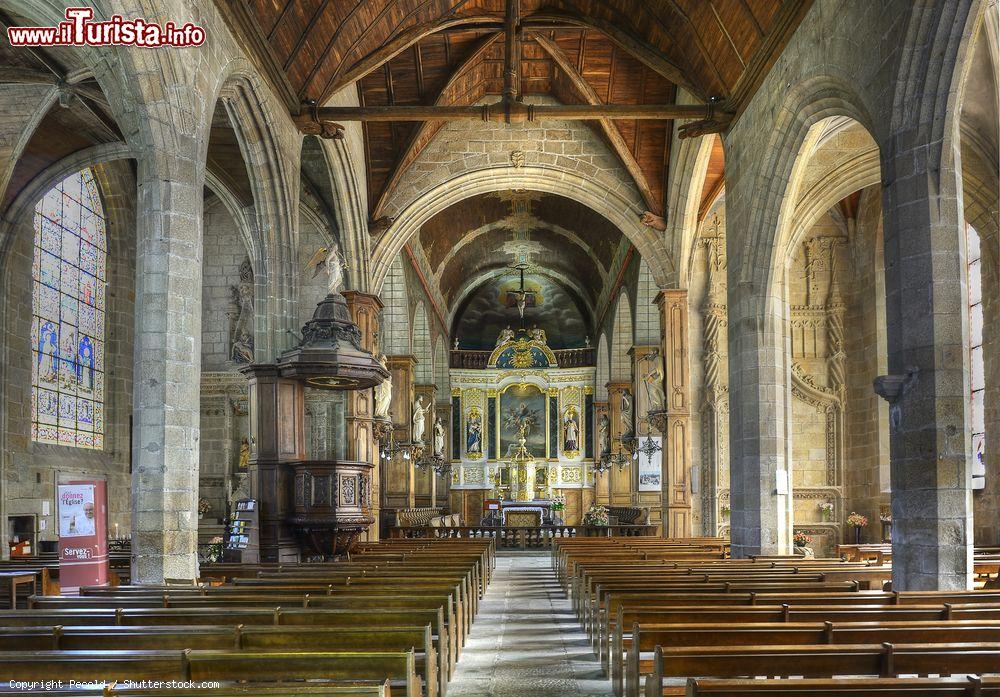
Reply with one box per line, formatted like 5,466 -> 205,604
453,274 -> 590,350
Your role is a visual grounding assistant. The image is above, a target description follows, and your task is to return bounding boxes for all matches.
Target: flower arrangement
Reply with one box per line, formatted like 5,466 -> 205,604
879,512 -> 892,523
818,502 -> 834,520
197,498 -> 212,516
793,532 -> 812,547
205,536 -> 224,563
846,512 -> 868,528
551,495 -> 566,512
583,503 -> 609,526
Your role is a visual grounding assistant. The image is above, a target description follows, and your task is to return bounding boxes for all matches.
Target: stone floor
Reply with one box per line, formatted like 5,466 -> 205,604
448,551 -> 611,697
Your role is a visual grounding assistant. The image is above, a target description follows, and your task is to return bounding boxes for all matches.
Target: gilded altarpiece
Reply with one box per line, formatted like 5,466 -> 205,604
450,338 -> 596,525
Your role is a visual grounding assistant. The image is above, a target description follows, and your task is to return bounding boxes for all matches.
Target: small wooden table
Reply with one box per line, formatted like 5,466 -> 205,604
0,571 -> 36,609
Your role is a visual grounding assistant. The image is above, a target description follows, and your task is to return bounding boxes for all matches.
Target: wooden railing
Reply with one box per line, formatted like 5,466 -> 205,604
388,524 -> 656,548
450,347 -> 596,369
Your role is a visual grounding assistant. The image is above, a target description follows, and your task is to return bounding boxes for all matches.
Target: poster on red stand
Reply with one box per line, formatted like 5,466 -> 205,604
57,480 -> 108,594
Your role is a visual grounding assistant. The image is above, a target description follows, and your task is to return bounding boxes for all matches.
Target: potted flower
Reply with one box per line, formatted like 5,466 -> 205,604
197,498 -> 212,520
583,503 -> 609,527
846,511 -> 868,544
818,502 -> 834,521
551,495 -> 566,525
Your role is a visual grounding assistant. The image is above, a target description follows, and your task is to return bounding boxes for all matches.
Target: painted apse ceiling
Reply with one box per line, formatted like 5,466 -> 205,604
425,191 -> 624,349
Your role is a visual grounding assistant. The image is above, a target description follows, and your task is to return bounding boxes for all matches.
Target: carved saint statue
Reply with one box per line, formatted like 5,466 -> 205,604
621,390 -> 634,436
466,411 -> 483,455
238,437 -> 250,471
304,241 -> 348,296
412,395 -> 429,443
373,354 -> 392,419
229,259 -> 254,363
529,325 -> 547,343
496,325 -> 515,346
642,358 -> 666,411
325,242 -> 347,295
434,417 -> 446,457
563,411 -> 579,452
599,413 -> 611,454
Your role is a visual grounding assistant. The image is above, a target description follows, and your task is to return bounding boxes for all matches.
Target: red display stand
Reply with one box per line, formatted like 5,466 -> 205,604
57,480 -> 108,594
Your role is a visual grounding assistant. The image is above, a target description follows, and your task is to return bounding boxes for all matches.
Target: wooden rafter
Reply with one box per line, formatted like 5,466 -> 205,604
316,8 -> 493,101
372,32 -> 502,220
533,33 -> 659,213
525,12 -> 702,99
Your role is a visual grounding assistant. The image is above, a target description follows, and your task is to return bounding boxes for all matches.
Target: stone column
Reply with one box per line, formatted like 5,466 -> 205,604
131,147 -> 204,583
726,283 -> 792,557
384,355 -> 416,510
657,290 -> 694,537
414,384 -> 437,507
343,291 -> 383,541
879,127 -> 974,592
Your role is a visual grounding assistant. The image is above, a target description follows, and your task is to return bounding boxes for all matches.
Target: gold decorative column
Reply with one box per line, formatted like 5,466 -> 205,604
342,291 -> 383,541
632,344 -> 663,533
656,289 -> 692,537
607,381 -> 635,507
384,355 -> 416,510
593,400 -> 611,505
414,384 -> 437,507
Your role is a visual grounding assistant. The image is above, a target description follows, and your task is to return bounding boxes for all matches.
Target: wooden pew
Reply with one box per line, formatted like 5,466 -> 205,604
642,643 -> 1000,697
683,676 -> 1000,696
0,624 -> 438,697
626,620 -> 1000,697
1,682 -> 394,696
1,650 -> 422,697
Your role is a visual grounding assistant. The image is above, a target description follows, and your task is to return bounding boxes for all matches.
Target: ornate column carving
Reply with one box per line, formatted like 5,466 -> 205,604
593,401 -> 611,504
343,291 -> 383,541
414,384 -> 437,507
656,290 -> 693,537
606,382 -> 634,506
384,355 -> 416,510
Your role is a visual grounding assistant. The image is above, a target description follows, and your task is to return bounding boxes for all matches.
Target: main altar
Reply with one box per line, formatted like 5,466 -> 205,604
449,328 -> 597,525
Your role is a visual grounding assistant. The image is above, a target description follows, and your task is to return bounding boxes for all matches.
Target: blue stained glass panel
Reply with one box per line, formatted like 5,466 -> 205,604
31,169 -> 106,450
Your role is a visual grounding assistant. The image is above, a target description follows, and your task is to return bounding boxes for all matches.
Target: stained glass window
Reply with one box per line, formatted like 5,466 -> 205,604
31,169 -> 107,450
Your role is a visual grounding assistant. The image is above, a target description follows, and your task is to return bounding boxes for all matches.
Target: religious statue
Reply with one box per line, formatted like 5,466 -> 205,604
466,410 -> 483,455
304,241 -> 348,295
229,259 -> 254,364
433,417 -> 446,457
373,354 -> 392,419
238,437 -> 250,471
325,242 -> 347,295
599,413 -> 611,454
563,410 -> 579,452
496,325 -> 515,346
514,290 -> 527,318
529,325 -> 547,343
453,337 -> 460,350
642,358 -> 666,412
412,396 -> 429,443
621,390 -> 634,436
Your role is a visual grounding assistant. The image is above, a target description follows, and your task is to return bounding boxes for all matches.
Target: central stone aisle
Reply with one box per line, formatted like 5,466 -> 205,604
448,550 -> 610,697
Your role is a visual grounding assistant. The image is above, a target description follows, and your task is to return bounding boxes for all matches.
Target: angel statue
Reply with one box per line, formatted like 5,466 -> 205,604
412,395 -> 429,443
642,357 -> 666,411
373,354 -> 392,419
496,325 -> 515,346
304,241 -> 349,295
